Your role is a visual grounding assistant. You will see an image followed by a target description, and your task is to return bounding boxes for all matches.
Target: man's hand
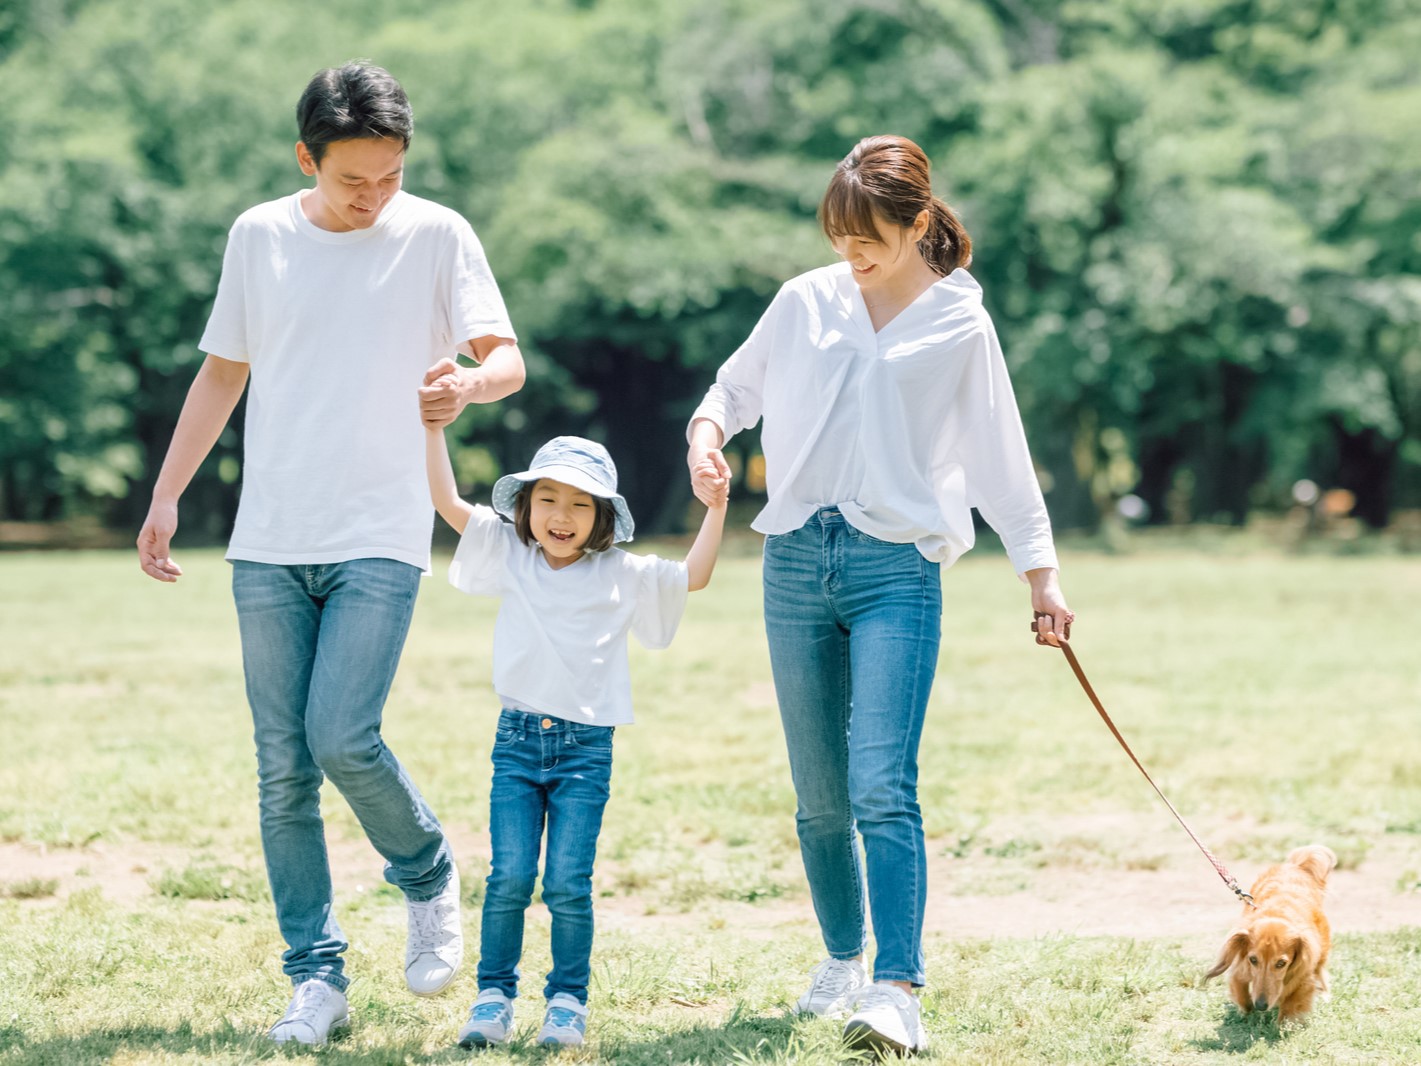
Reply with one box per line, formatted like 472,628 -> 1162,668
419,357 -> 466,429
137,501 -> 184,583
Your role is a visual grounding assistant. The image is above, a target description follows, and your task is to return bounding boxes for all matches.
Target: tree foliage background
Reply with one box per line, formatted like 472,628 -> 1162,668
2,0 -> 1419,538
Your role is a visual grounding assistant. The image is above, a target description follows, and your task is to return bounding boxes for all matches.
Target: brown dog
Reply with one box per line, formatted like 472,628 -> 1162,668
1205,844 -> 1336,1022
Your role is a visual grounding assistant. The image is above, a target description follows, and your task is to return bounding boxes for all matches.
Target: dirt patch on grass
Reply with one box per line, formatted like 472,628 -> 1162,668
6,813 -> 1419,950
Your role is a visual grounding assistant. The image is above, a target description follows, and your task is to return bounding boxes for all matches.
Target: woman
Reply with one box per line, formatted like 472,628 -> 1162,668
686,135 -> 1072,1055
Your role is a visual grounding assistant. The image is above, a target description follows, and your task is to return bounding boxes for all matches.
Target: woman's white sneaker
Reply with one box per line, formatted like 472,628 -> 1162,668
795,957 -> 869,1017
843,982 -> 928,1055
267,979 -> 349,1047
405,865 -> 463,996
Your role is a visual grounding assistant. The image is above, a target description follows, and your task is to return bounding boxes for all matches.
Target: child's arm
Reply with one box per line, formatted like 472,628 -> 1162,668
685,475 -> 728,593
426,427 -> 476,535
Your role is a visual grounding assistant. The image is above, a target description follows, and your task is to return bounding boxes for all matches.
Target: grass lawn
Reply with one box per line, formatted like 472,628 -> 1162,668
1,540 -> 1419,1064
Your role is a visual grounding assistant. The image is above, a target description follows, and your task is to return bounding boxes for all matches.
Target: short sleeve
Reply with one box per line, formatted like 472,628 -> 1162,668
198,220 -> 250,362
448,504 -> 514,595
446,220 -> 516,353
629,554 -> 689,650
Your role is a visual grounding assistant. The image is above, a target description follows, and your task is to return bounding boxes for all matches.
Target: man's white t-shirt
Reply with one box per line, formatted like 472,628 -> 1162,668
199,189 -> 515,571
449,505 -> 689,726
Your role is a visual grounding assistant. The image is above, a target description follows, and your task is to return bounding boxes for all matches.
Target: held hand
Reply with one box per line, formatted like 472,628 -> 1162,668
1025,568 -> 1073,647
419,357 -> 466,429
689,448 -> 732,507
137,502 -> 184,583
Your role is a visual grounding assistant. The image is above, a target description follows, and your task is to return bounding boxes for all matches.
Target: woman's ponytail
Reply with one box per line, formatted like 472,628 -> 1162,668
920,197 -> 971,275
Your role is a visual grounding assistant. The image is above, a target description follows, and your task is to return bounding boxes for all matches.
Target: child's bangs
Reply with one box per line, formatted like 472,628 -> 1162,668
819,177 -> 885,242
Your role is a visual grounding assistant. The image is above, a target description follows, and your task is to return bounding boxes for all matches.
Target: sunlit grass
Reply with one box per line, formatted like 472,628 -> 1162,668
1,544 -> 1420,1064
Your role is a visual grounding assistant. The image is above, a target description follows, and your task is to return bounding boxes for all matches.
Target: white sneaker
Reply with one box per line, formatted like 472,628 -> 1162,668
268,979 -> 349,1047
458,988 -> 515,1048
795,957 -> 869,1017
843,982 -> 928,1055
405,865 -> 463,996
537,992 -> 588,1047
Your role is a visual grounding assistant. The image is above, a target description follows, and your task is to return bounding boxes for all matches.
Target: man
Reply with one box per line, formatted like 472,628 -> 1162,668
136,61 -> 524,1046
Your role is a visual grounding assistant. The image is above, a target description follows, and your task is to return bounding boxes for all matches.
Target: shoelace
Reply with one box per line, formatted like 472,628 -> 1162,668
808,960 -> 860,1000
280,983 -> 334,1028
469,1001 -> 507,1023
407,896 -> 453,954
544,1007 -> 582,1030
849,984 -> 905,1012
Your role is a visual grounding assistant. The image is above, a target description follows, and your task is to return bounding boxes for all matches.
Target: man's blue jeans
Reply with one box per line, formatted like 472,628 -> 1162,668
232,558 -> 453,991
477,709 -> 614,1005
762,509 -> 942,986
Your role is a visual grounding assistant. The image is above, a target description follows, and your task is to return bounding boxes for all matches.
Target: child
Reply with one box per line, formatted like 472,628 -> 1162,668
426,429 -> 727,1048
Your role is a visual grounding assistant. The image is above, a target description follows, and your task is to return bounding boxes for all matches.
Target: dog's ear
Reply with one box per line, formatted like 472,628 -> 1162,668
1289,932 -> 1318,978
1205,930 -> 1249,980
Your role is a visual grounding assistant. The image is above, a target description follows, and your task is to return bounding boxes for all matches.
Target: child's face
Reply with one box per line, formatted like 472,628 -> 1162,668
295,136 -> 405,233
528,478 -> 598,569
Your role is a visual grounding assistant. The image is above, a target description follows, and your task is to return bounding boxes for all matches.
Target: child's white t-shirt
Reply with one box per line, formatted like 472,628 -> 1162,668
449,505 -> 689,726
199,190 -> 515,572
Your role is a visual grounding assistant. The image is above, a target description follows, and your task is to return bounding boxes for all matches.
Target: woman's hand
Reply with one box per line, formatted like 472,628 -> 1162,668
1025,567 -> 1073,647
687,418 -> 732,507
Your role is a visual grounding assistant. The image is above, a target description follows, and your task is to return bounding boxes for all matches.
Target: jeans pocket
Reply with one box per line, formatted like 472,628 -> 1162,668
566,723 -> 614,753
843,523 -> 899,547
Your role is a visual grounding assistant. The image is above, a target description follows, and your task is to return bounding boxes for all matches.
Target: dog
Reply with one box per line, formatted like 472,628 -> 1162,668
1205,844 -> 1336,1023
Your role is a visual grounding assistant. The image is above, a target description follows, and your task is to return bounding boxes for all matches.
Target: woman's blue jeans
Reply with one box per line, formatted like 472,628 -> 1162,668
478,709 -> 614,1005
232,558 -> 453,991
762,509 -> 942,986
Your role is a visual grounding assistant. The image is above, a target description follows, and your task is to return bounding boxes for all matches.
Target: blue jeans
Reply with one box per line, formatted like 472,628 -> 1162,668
762,509 -> 942,986
232,558 -> 453,991
478,709 -> 614,1005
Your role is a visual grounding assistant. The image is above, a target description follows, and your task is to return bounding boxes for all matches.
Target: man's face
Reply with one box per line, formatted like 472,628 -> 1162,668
296,137 -> 405,232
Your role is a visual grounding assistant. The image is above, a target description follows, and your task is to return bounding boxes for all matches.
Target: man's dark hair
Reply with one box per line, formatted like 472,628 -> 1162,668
297,61 -> 413,166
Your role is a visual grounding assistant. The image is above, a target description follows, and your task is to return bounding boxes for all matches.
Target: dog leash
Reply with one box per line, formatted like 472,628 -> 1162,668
1033,613 -> 1256,909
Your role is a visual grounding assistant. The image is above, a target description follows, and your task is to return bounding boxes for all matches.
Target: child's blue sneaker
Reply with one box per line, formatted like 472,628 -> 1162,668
458,988 -> 514,1047
537,993 -> 588,1047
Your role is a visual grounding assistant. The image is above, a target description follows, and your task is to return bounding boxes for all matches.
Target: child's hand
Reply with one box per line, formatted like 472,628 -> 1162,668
690,454 -> 730,508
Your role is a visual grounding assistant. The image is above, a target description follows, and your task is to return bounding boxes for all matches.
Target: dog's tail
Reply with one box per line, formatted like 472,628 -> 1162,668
1288,844 -> 1338,885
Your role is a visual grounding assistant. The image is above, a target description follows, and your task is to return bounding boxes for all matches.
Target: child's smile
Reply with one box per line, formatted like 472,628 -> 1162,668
529,478 -> 597,569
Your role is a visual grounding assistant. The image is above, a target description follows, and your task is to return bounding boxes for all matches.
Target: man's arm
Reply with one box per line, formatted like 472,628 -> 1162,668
136,354 -> 250,582
419,337 -> 525,429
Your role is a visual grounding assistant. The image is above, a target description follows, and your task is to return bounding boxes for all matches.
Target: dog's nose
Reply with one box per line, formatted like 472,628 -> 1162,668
1253,997 -> 1269,1012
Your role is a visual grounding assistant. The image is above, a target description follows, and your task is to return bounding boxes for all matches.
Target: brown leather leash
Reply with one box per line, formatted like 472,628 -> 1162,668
1033,613 -> 1256,908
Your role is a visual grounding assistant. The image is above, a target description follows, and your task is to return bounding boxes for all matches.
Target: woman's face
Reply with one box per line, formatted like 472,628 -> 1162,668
829,210 -> 929,293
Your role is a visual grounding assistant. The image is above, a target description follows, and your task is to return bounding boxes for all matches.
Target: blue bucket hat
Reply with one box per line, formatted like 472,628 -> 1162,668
492,436 -> 634,544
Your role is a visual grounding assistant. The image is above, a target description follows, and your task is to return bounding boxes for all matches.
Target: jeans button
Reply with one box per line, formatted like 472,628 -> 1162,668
541,718 -> 553,730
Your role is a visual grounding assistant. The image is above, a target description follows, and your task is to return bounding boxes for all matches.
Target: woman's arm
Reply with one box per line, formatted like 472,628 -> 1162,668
685,482 -> 728,593
426,427 -> 476,535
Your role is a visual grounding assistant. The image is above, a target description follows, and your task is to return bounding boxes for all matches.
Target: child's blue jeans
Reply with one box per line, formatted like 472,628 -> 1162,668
478,709 -> 614,1004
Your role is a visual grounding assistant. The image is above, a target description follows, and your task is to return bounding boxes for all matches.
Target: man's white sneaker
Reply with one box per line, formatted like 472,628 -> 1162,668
795,957 -> 869,1017
405,865 -> 463,996
537,992 -> 588,1047
458,988 -> 515,1048
268,979 -> 349,1047
843,982 -> 928,1055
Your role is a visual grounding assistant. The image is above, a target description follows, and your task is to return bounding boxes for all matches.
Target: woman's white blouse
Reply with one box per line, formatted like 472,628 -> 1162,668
690,262 -> 1058,574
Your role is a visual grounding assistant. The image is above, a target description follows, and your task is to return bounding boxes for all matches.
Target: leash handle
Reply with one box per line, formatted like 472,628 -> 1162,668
1032,613 -> 1256,908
